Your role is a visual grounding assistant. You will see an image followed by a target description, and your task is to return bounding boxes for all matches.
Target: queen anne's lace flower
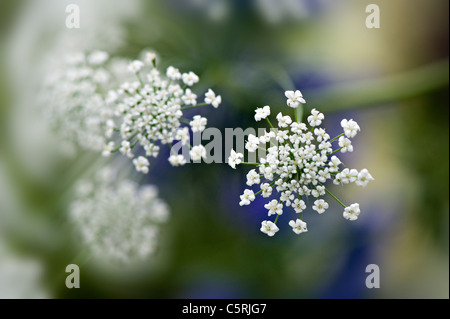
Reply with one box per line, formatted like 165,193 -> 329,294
102,52 -> 221,172
70,168 -> 169,264
40,51 -> 116,154
229,90 -> 373,236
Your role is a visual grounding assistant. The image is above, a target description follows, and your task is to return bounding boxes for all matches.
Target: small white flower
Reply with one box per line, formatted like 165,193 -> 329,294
102,142 -> 115,157
190,115 -> 207,132
166,66 -> 181,80
341,119 -> 360,138
260,183 -> 273,197
276,112 -> 292,128
280,191 -> 294,206
292,198 -> 306,213
228,149 -> 243,169
312,199 -> 329,214
144,52 -> 157,65
314,128 -> 330,142
311,185 -> 325,197
133,156 -> 149,174
289,219 -> 308,234
307,108 -> 324,127
128,60 -> 144,73
245,134 -> 260,152
182,88 -> 197,106
147,68 -> 160,81
239,189 -> 255,206
265,199 -> 283,216
168,154 -> 187,166
290,122 -> 307,133
144,144 -> 160,157
190,145 -> 206,161
204,89 -> 222,108
119,141 -> 134,158
355,169 -> 374,187
339,168 -> 357,184
343,203 -> 360,221
259,130 -> 275,144
246,169 -> 260,186
338,136 -> 353,152
254,105 -> 271,121
182,71 -> 199,86
333,173 -> 343,185
260,220 -> 279,237
285,90 -> 306,108
175,127 -> 190,145
328,155 -> 342,172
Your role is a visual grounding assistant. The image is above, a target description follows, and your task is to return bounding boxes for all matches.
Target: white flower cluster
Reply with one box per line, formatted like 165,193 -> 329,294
41,51 -> 115,154
102,51 -> 221,173
69,168 -> 170,264
228,90 -> 374,237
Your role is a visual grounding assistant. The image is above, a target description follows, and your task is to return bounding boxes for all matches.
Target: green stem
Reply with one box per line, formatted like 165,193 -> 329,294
258,146 -> 267,152
136,72 -> 144,86
295,106 -> 303,124
330,133 -> 344,143
330,147 -> 343,155
180,102 -> 208,111
131,138 -> 139,148
180,118 -> 191,125
323,187 -> 347,208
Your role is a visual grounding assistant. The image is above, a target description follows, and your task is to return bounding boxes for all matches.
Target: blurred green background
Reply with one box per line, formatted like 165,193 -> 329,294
0,0 -> 448,298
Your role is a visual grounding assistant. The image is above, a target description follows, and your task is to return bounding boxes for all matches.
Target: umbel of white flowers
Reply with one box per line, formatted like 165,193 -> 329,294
40,51 -> 115,154
102,52 -> 222,173
228,90 -> 374,236
70,167 -> 170,264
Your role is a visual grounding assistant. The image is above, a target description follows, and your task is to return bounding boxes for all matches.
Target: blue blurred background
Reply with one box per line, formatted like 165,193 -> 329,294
0,0 -> 448,298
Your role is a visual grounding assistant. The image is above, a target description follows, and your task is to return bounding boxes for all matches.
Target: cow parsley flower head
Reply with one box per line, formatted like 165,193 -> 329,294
228,90 -> 373,236
102,51 -> 221,172
70,167 -> 170,264
40,51 -> 115,154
